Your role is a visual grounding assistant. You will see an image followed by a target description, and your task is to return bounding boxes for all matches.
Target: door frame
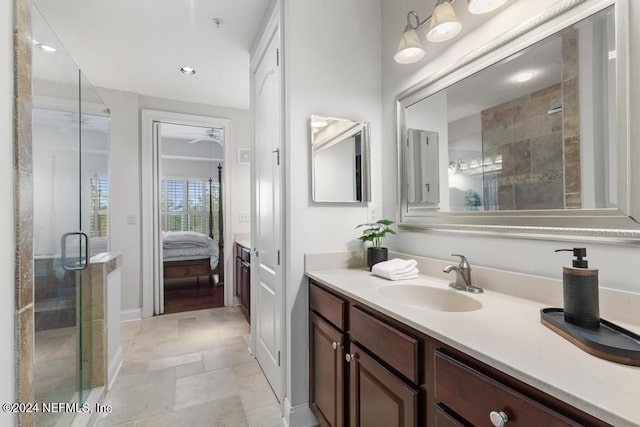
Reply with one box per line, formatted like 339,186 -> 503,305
141,109 -> 232,317
250,0 -> 286,403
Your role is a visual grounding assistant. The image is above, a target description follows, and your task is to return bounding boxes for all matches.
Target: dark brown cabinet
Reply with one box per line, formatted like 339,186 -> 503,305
309,281 -> 424,427
234,243 -> 250,322
348,342 -> 418,427
310,311 -> 345,427
308,279 -> 610,427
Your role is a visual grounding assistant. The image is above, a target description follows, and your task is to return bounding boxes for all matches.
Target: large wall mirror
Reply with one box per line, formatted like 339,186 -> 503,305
397,0 -> 640,241
311,115 -> 370,203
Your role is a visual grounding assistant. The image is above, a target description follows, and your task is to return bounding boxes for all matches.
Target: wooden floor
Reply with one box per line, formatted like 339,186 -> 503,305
163,277 -> 224,314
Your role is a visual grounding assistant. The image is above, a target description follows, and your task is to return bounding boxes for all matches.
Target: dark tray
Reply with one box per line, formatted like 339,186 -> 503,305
540,308 -> 640,366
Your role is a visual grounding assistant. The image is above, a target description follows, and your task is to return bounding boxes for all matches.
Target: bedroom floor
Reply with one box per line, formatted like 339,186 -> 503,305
95,306 -> 283,426
163,277 -> 225,314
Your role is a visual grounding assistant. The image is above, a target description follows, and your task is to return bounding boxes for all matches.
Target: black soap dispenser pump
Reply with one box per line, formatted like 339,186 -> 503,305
555,248 -> 600,329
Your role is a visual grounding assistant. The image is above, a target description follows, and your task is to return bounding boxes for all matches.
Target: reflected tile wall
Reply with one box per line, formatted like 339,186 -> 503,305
482,29 -> 581,211
562,29 -> 582,208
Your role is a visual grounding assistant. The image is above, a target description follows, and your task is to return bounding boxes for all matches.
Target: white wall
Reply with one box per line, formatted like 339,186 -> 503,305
0,0 -> 15,422
97,88 -> 251,314
32,122 -> 108,254
96,88 -> 141,315
282,0 -> 382,418
381,0 -> 640,293
313,137 -> 357,202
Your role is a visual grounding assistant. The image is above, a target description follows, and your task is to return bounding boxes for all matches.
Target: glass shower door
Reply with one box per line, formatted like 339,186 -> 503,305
32,6 -> 101,426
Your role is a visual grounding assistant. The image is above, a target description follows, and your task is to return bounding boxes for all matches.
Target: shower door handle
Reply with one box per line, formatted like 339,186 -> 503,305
61,232 -> 90,271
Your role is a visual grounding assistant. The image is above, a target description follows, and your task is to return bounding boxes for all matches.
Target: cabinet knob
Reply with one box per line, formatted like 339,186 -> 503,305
345,353 -> 357,363
332,342 -> 341,350
489,411 -> 508,427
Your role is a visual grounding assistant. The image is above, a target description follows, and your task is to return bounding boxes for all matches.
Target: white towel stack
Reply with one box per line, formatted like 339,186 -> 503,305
371,258 -> 419,281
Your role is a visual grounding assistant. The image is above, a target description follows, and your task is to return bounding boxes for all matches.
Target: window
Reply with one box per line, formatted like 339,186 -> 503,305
161,177 -> 220,240
89,176 -> 108,237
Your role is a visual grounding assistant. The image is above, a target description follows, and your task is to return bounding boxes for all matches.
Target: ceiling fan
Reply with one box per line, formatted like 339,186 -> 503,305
186,127 -> 223,144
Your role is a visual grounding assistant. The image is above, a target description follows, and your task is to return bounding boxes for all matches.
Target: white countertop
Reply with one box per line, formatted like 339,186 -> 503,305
306,267 -> 640,427
235,239 -> 251,250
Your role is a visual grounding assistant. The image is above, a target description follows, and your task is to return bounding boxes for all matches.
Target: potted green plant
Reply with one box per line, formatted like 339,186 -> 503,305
355,219 -> 396,270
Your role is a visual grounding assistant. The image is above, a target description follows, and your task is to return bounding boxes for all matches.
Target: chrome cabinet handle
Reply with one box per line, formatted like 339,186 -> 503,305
332,342 -> 341,350
345,353 -> 357,363
489,411 -> 508,427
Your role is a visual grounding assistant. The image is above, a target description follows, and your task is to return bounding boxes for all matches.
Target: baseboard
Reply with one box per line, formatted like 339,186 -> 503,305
283,398 -> 318,427
120,308 -> 142,322
108,345 -> 123,390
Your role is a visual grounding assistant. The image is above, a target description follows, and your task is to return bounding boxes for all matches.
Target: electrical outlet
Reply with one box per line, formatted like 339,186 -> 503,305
368,203 -> 377,222
239,213 -> 251,222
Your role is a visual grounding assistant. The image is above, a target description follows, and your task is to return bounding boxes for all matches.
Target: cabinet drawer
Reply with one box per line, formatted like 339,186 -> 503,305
435,405 -> 466,427
240,246 -> 251,263
310,282 -> 346,331
434,351 -> 580,427
349,306 -> 419,383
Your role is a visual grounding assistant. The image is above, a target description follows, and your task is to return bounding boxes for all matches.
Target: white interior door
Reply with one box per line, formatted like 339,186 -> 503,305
253,29 -> 283,400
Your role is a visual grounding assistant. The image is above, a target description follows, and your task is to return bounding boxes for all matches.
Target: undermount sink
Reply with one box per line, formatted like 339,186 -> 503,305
376,284 -> 482,312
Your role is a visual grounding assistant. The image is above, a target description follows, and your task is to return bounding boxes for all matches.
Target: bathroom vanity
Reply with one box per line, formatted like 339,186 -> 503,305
306,253 -> 640,427
235,240 -> 251,322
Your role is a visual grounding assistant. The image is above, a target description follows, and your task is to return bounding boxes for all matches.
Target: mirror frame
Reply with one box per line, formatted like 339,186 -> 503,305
396,0 -> 640,243
310,115 -> 371,204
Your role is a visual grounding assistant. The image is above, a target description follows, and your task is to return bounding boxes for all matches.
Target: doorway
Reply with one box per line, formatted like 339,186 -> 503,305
140,110 -> 232,318
156,122 -> 225,314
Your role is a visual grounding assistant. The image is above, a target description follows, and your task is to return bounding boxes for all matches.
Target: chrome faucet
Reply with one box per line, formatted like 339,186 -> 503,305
443,254 -> 483,293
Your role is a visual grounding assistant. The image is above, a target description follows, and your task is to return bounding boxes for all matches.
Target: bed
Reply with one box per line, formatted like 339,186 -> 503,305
162,164 -> 225,287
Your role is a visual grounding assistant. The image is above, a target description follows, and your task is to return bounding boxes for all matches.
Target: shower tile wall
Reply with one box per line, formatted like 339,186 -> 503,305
481,29 -> 580,210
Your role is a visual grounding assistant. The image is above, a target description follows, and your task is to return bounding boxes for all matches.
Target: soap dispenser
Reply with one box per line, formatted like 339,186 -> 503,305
555,248 -> 600,329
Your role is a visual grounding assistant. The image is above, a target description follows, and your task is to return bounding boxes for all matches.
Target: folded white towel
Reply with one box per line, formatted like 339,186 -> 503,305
372,258 -> 419,281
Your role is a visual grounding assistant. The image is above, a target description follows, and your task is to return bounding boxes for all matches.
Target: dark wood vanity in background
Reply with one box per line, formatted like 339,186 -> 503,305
308,279 -> 610,427
234,242 -> 250,322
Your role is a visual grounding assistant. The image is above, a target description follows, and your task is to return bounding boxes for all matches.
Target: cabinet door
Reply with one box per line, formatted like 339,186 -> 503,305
235,257 -> 242,299
310,312 -> 345,427
348,343 -> 418,427
241,262 -> 250,319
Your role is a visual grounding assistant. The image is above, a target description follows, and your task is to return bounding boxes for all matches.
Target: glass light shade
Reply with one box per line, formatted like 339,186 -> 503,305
394,28 -> 425,64
427,2 -> 462,42
467,0 -> 508,14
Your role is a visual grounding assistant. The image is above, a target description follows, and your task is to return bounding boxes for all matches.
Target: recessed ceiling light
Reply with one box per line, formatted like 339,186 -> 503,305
40,44 -> 57,53
180,66 -> 196,75
515,71 -> 535,82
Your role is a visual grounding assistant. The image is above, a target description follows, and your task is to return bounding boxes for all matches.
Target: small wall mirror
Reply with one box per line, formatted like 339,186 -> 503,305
311,115 -> 370,203
397,1 -> 640,240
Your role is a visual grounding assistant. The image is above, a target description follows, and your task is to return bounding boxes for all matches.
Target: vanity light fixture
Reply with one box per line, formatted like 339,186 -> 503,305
395,0 -> 508,64
180,66 -> 196,75
427,1 -> 462,42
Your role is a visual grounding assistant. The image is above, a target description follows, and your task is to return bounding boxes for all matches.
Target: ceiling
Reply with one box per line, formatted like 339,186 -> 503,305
447,36 -> 562,123
33,0 -> 272,110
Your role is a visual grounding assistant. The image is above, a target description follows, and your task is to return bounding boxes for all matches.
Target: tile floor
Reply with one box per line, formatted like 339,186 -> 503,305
94,307 -> 283,426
